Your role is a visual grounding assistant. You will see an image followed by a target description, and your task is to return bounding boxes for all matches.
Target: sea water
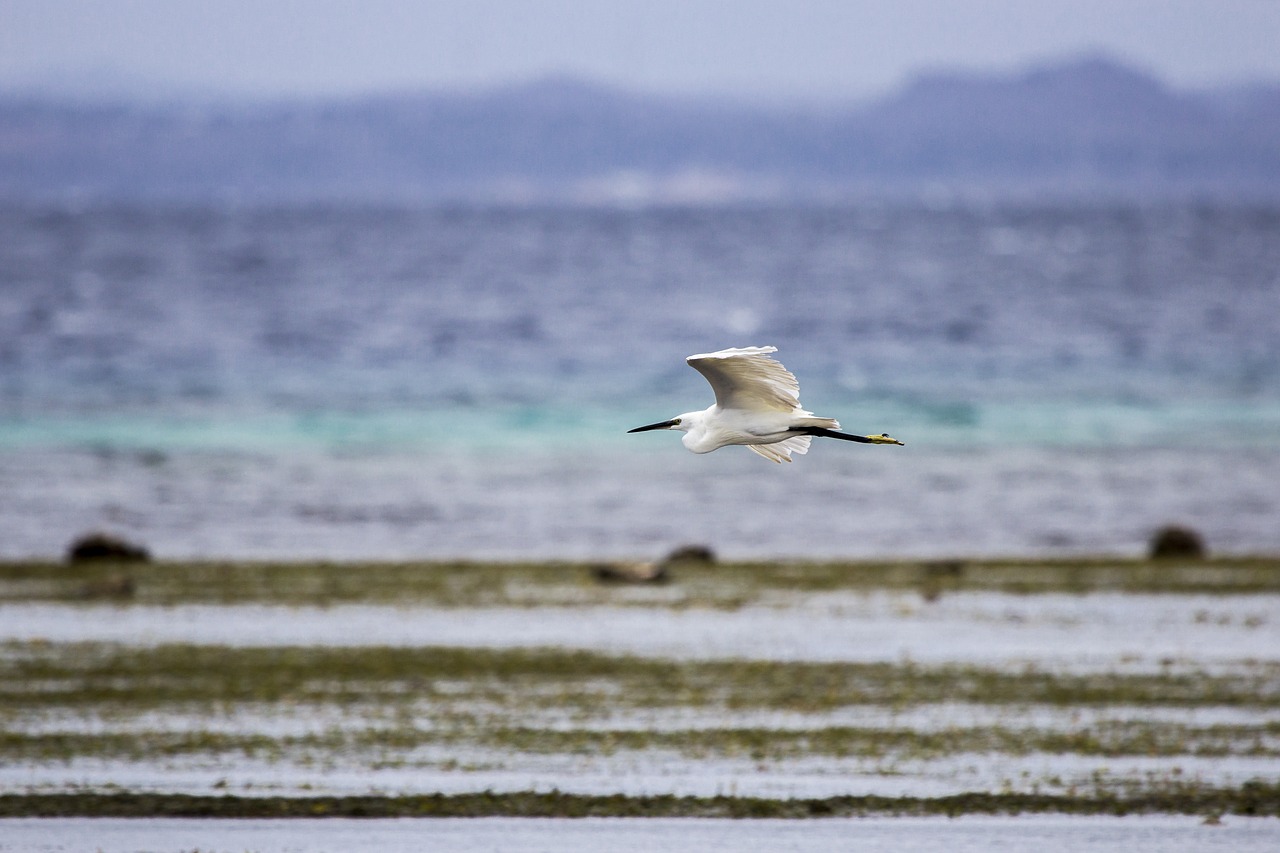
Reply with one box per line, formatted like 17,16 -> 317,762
4,816 -> 1278,853
1,203 -> 1278,559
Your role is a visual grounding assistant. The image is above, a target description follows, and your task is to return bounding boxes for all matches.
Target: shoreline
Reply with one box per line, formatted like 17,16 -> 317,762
3,556 -> 1280,606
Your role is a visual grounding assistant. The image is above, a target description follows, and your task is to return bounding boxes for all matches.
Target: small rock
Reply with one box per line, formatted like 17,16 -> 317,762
664,544 -> 716,565
919,560 -> 966,603
1149,525 -> 1206,560
919,581 -> 943,603
590,561 -> 669,584
78,572 -> 137,599
66,532 -> 151,564
922,559 -> 966,578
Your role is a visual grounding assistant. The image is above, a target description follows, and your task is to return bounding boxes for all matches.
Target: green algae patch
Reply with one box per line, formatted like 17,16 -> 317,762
3,556 -> 1280,606
443,720 -> 1280,761
5,642 -> 1279,713
4,721 -> 1279,765
2,781 -> 1278,818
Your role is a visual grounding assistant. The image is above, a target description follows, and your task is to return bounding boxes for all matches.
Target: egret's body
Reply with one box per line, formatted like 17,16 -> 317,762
629,346 -> 903,463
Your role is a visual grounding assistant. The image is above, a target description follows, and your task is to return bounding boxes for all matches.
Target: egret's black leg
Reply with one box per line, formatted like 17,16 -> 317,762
791,426 -> 875,443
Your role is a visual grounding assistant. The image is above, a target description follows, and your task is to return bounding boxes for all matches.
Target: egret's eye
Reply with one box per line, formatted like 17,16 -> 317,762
672,418 -> 682,425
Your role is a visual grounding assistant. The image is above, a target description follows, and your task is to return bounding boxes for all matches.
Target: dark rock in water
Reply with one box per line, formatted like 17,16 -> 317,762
1149,525 -> 1207,560
590,561 -> 669,584
66,532 -> 151,563
664,544 -> 717,565
920,560 -> 967,602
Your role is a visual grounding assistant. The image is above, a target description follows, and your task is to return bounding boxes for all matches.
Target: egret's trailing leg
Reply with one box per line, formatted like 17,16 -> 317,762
791,426 -> 905,445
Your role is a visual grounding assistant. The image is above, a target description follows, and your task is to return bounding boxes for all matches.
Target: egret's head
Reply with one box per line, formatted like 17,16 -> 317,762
627,415 -> 687,434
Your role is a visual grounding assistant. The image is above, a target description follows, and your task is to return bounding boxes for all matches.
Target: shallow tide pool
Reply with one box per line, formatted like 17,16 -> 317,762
2,591 -> 1276,667
1,815 -> 1277,853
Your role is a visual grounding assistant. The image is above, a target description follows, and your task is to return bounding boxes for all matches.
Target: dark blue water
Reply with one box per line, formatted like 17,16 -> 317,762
2,203 -> 1278,559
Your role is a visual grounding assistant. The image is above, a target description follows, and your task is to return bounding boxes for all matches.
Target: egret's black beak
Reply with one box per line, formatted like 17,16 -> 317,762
628,419 -> 678,433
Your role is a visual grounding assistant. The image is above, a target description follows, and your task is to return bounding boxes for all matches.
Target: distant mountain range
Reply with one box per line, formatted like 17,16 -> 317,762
2,56 -> 1278,203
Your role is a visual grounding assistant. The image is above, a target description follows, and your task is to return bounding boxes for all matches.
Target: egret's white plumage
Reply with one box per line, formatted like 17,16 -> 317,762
628,346 -> 904,463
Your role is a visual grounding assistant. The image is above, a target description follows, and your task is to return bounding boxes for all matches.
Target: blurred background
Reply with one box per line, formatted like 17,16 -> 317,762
1,0 -> 1278,560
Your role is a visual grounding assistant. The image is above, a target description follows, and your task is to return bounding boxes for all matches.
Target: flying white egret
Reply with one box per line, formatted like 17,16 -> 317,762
628,346 -> 904,463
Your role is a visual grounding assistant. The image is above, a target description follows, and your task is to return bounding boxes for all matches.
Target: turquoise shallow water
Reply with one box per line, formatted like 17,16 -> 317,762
1,397 -> 1278,454
1,203 -> 1277,558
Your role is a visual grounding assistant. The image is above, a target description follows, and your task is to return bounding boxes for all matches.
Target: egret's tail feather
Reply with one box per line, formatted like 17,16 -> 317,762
791,416 -> 841,431
747,434 -> 812,463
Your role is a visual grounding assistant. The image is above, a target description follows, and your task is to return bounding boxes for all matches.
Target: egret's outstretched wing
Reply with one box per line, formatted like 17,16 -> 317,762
686,346 -> 801,413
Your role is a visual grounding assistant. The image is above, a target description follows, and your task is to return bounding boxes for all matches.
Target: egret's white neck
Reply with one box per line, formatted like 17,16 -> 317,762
677,408 -> 718,453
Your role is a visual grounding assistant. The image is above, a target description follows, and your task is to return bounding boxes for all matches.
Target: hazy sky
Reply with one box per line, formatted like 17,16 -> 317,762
3,0 -> 1279,101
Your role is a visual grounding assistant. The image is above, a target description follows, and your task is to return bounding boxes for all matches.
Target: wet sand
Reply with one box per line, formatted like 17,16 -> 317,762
0,558 -> 1277,822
